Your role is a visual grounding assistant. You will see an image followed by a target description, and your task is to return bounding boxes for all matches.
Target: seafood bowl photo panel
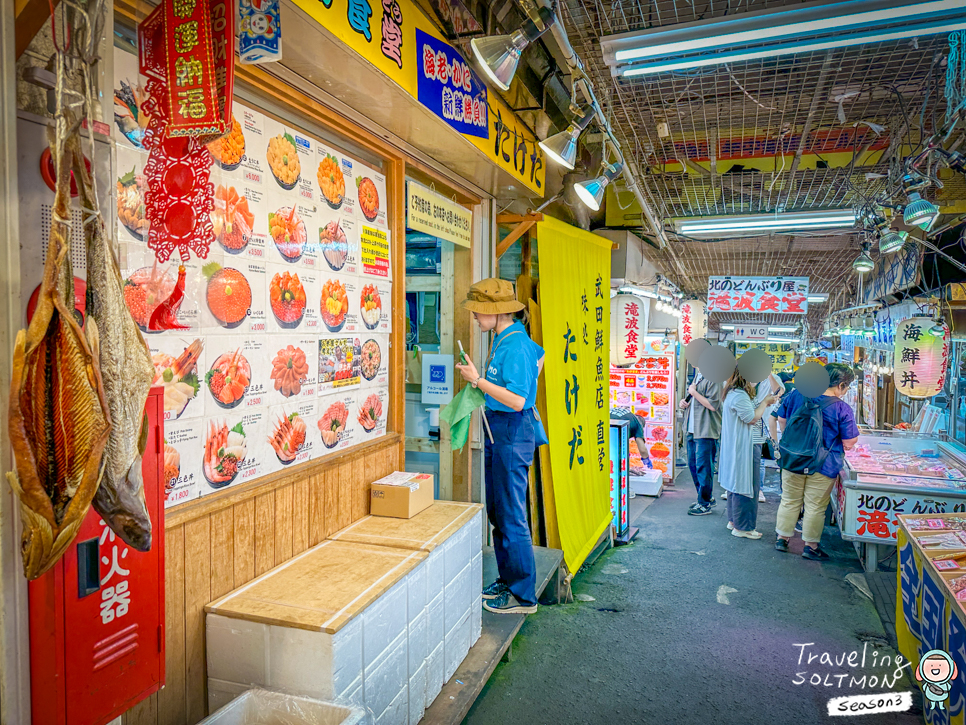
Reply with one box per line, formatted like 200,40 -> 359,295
202,409 -> 268,490
115,144 -> 149,243
264,116 -> 303,193
319,272 -> 360,333
359,280 -> 391,334
318,336 -> 362,392
356,387 -> 388,438
201,254 -> 267,334
358,335 -> 389,389
291,129 -> 317,211
267,262 -> 316,332
162,419 -> 204,508
207,109 -> 247,174
354,164 -> 387,228
265,399 -> 317,470
150,336 -> 206,421
209,178 -> 263,259
315,214 -> 360,276
316,391 -> 359,453
119,253 -> 205,333
268,337 -> 319,402
267,198 -> 313,266
315,141 -> 358,218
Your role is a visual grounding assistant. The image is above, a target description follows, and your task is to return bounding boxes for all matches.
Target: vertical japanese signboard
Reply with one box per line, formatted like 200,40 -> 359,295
893,317 -> 949,399
537,216 -> 612,573
416,29 -> 488,138
707,276 -> 808,314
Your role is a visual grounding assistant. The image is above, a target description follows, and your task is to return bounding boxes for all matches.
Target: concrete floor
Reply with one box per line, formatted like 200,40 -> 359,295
465,467 -> 923,725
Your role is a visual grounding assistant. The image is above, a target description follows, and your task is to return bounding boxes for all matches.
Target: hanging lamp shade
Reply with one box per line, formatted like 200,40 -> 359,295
611,294 -> 649,365
904,192 -> 939,230
893,317 -> 949,399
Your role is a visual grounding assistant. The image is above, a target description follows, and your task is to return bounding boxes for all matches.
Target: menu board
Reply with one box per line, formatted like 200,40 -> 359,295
113,49 -> 391,508
609,350 -> 675,480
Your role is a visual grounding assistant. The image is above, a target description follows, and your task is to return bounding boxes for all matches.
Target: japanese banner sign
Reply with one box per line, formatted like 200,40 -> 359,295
735,342 -> 793,372
707,276 -> 809,314
291,0 -> 545,194
537,216 -> 612,573
610,294 -> 648,365
416,29 -> 488,138
609,350 -> 675,480
894,317 -> 950,400
679,300 -> 706,345
896,525 -> 966,725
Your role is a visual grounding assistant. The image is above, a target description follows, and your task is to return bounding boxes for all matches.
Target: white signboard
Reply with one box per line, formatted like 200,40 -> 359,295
421,353 -> 454,404
707,276 -> 809,315
735,325 -> 768,341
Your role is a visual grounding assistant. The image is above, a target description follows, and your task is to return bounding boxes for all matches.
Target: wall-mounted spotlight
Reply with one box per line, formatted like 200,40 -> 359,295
574,162 -> 623,211
539,106 -> 596,170
470,8 -> 555,91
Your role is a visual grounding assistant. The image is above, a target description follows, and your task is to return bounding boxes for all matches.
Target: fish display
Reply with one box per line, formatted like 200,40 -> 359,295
7,126 -> 111,579
73,140 -> 156,552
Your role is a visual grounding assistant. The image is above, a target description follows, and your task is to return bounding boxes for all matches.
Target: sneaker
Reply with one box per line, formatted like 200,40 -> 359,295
482,580 -> 509,601
727,522 -> 734,531
802,545 -> 830,560
688,503 -> 712,516
732,529 -> 763,540
709,498 -> 717,508
483,590 -> 537,614
758,491 -> 766,503
775,537 -> 789,553
721,491 -> 728,500
795,519 -> 803,534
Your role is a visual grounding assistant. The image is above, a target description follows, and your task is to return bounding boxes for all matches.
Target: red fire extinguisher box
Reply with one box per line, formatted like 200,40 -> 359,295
29,387 -> 166,725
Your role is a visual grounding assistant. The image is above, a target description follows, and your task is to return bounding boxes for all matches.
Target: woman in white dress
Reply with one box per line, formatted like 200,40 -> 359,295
719,368 -> 781,539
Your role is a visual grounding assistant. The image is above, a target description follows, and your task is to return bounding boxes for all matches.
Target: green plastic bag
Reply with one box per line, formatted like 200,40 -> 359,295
439,385 -> 485,452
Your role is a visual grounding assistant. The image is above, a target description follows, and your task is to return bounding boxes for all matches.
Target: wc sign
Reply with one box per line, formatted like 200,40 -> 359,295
735,325 -> 768,341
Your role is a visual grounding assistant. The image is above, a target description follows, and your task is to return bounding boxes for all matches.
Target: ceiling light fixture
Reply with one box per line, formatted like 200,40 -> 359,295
539,106 -> 596,170
807,294 -> 829,303
852,242 -> 875,273
879,228 -> 909,254
904,192 -> 940,231
575,162 -> 623,211
673,210 -> 855,238
470,7 -> 555,91
601,0 -> 966,76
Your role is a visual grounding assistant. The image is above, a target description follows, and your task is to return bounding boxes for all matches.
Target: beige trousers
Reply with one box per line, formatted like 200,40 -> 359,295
776,470 -> 836,544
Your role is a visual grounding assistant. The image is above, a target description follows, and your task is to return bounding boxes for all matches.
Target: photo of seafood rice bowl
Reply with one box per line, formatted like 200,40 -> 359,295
269,412 -> 307,464
360,284 -> 381,329
319,221 -> 348,271
319,401 -> 349,448
269,206 -> 307,262
207,349 -> 251,408
204,420 -> 248,488
360,339 -> 381,381
358,393 -> 383,433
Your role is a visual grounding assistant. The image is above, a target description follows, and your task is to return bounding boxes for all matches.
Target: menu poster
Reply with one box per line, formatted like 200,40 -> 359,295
162,419 -> 203,508
266,337 -> 318,402
318,337 -> 361,391
149,336 -> 206,422
610,352 -> 675,480
265,399 -> 316,472
358,335 -> 390,389
357,387 -> 389,438
317,391 -> 358,452
863,364 -> 877,428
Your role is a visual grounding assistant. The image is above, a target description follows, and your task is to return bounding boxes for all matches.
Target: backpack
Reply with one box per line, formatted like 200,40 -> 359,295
779,396 -> 838,475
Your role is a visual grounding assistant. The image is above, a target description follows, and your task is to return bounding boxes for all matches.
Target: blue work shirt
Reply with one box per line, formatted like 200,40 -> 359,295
774,389 -> 860,478
485,321 -> 544,412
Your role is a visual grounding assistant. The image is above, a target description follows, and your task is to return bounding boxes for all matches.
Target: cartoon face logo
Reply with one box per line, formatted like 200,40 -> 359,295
916,650 -> 958,711
249,13 -> 275,36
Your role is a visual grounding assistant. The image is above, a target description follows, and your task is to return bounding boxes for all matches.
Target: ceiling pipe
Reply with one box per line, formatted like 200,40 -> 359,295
511,0 -> 672,252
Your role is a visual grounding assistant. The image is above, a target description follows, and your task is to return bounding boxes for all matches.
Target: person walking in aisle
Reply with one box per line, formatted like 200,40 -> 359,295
753,373 -> 784,503
685,372 -> 722,516
719,368 -> 781,539
774,363 -> 859,560
455,279 -> 543,614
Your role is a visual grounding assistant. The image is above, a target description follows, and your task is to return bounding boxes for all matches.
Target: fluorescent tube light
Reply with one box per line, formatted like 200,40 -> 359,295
766,337 -> 797,343
768,326 -> 799,333
720,325 -> 735,330
610,0 -> 963,63
619,19 -> 966,77
674,210 -> 855,237
807,294 -> 828,302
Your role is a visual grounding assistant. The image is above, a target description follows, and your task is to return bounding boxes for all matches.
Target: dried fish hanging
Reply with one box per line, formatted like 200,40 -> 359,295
6,0 -> 111,580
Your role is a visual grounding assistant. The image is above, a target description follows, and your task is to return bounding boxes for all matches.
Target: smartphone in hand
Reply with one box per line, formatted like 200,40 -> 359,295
457,340 -> 468,366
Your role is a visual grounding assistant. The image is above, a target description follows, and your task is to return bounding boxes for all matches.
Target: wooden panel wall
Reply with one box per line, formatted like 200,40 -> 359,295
122,436 -> 402,725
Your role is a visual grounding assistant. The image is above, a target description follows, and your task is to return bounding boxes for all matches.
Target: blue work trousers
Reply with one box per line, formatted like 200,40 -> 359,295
686,434 -> 716,507
484,410 -> 537,606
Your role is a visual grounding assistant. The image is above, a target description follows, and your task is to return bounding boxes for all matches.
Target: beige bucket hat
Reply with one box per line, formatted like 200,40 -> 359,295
461,278 -> 525,315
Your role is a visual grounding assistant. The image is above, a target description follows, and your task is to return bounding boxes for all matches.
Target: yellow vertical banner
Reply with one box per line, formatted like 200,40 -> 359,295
536,216 -> 612,573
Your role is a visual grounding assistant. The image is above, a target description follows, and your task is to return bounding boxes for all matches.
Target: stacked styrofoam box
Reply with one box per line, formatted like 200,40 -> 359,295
441,510 -> 483,685
206,612 -> 364,709
362,578 -> 410,724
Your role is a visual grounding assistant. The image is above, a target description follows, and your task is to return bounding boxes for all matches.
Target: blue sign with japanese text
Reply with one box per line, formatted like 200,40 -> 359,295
416,28 -> 488,138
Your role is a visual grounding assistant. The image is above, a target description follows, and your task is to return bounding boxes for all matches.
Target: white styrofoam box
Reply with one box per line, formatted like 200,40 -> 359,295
443,609 -> 471,684
442,523 -> 471,583
424,547 -> 444,606
408,664 -> 426,725
407,560 -> 429,623
470,595 -> 482,647
407,609 -> 429,677
208,678 -> 250,715
364,629 -> 408,719
443,561 -> 471,635
363,579 -> 409,672
424,642 -> 444,711
470,551 -> 482,594
467,510 -> 483,555
199,688 -> 367,725
206,613 -> 363,701
427,593 -> 444,660
339,676 -> 364,709
374,685 -> 408,725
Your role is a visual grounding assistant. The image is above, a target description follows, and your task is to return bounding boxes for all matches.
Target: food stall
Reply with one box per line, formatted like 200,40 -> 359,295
831,432 -> 966,571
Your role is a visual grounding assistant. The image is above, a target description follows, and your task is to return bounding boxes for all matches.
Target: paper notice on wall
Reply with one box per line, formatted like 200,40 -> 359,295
360,224 -> 391,279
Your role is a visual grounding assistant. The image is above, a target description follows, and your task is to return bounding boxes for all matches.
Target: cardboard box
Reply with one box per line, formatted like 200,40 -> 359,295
371,473 -> 435,519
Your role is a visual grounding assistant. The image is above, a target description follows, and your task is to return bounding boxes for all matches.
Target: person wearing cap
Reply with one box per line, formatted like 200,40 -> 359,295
455,278 -> 544,615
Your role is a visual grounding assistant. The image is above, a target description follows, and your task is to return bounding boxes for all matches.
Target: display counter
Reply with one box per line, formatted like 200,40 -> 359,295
831,432 -> 966,571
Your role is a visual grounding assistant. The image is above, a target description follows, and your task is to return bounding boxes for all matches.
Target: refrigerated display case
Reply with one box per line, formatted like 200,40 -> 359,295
831,431 -> 966,571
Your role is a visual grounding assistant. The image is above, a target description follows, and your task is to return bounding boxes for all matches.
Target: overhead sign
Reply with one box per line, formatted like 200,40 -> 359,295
416,29 -> 488,138
734,325 -> 767,341
291,0 -> 546,195
736,342 -> 794,372
707,276 -> 809,314
406,181 -> 472,248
